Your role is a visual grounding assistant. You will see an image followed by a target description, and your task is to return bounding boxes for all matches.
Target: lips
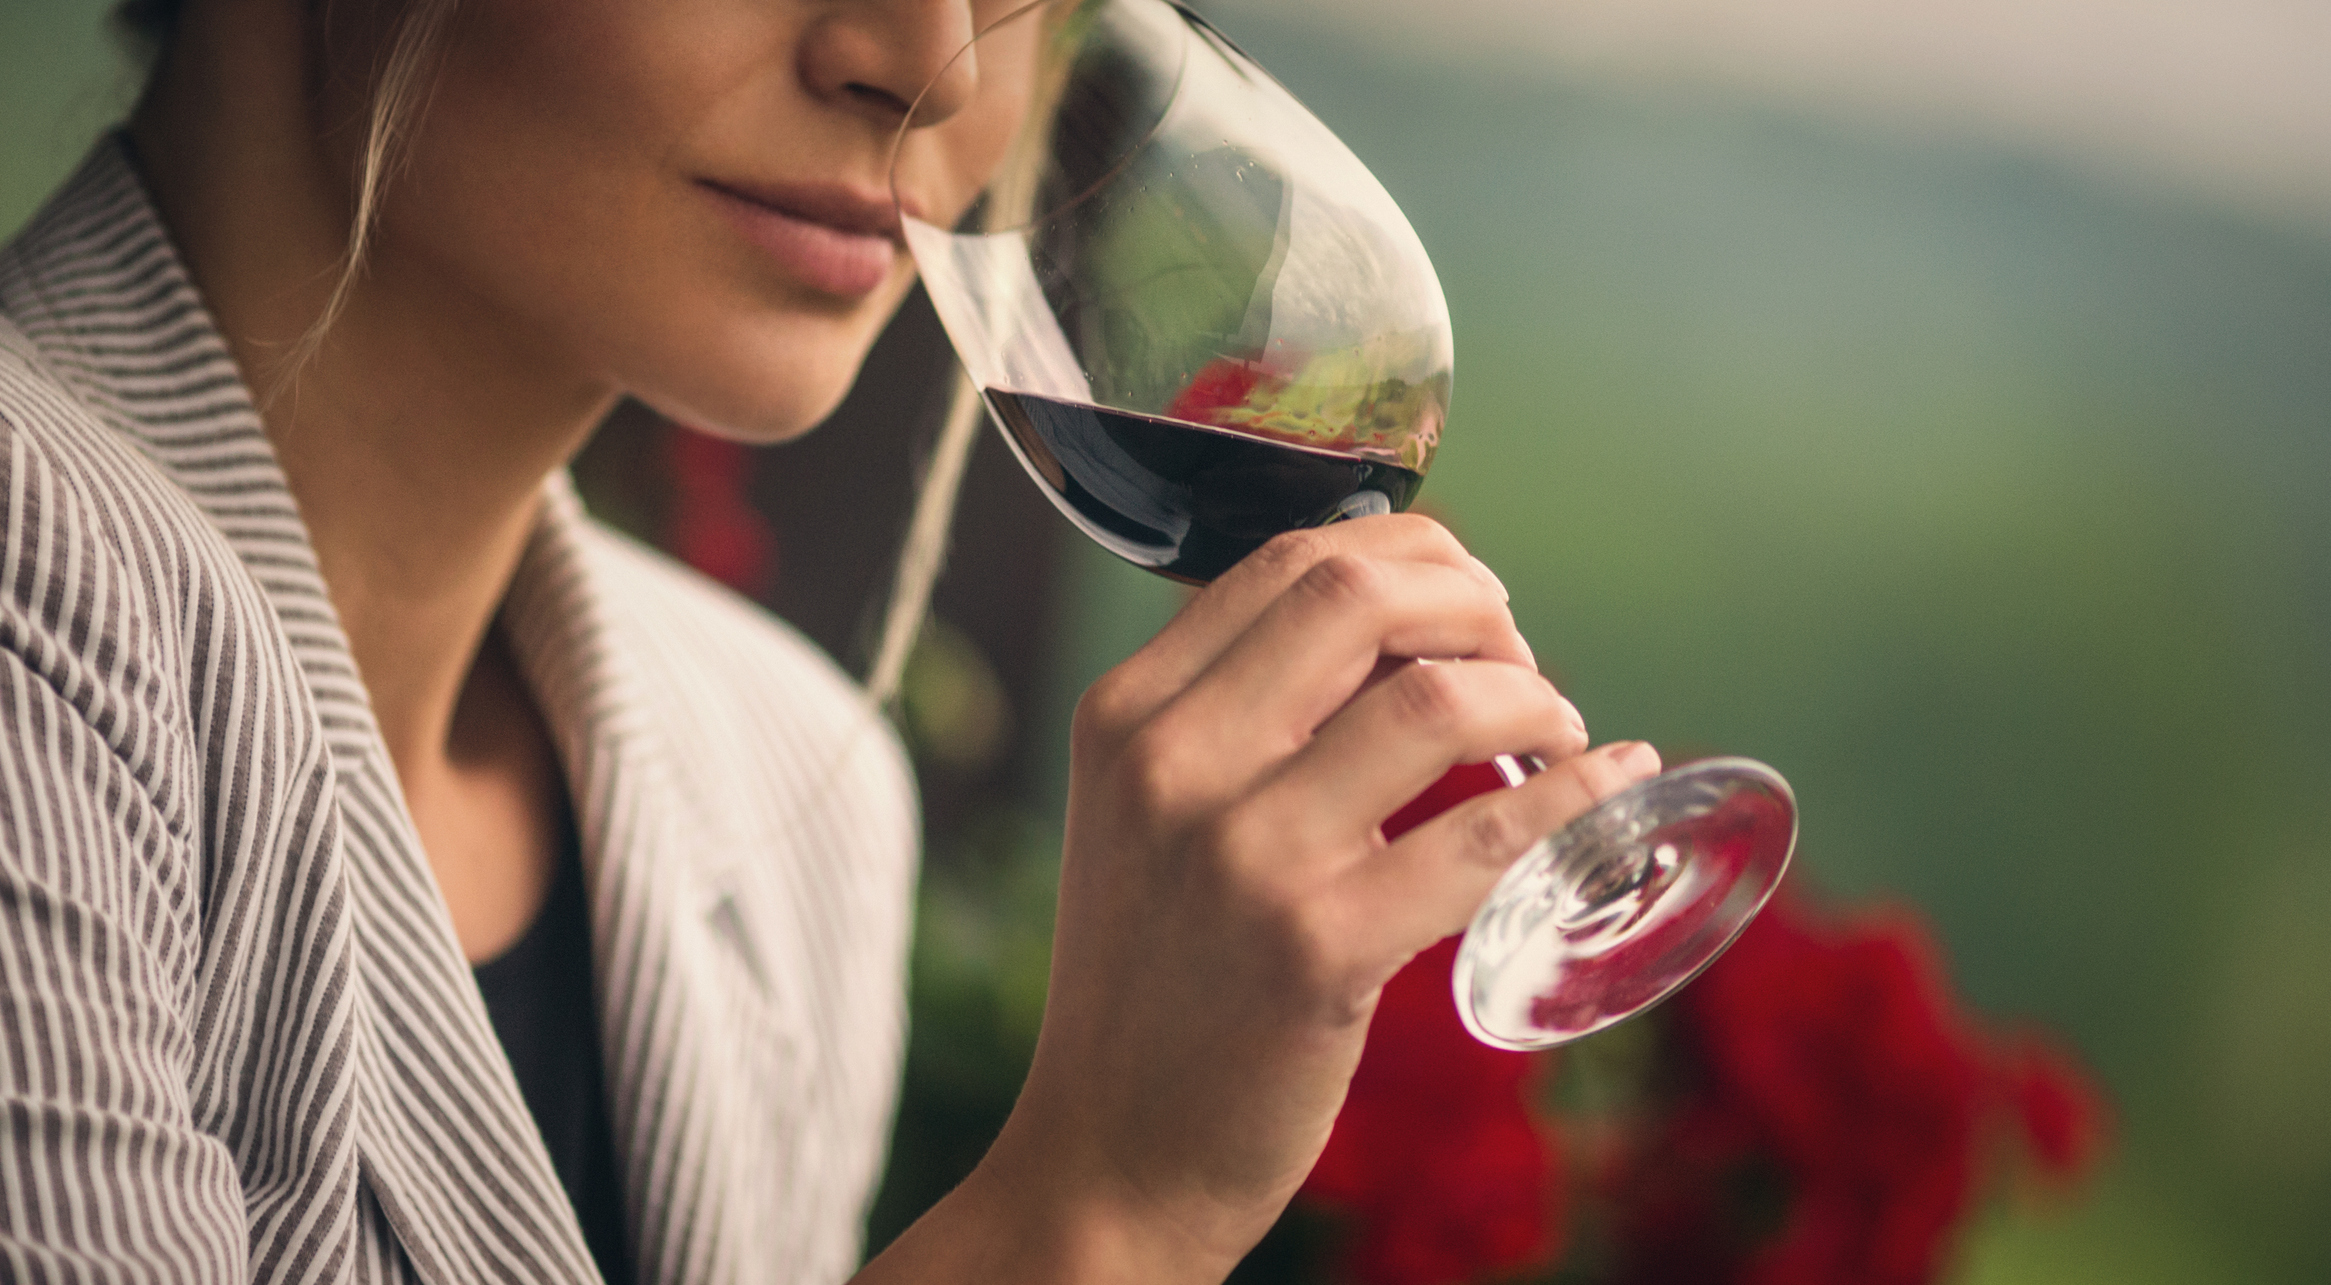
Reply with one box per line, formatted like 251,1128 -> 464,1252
700,178 -> 905,299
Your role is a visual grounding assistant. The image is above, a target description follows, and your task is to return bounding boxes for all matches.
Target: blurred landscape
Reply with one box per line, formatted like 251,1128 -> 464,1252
1066,5 -> 2331,1278
7,0 -> 2327,1280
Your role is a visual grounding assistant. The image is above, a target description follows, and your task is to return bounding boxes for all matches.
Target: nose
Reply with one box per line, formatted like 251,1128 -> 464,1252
800,0 -> 983,129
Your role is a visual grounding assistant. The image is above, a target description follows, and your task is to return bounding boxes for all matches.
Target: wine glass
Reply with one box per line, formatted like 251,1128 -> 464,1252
890,0 -> 1796,1049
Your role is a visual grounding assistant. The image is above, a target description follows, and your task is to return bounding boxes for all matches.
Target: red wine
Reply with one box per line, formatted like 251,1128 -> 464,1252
982,389 -> 1426,584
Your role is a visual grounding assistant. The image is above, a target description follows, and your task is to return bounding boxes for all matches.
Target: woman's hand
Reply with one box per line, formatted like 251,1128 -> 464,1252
861,515 -> 1658,1283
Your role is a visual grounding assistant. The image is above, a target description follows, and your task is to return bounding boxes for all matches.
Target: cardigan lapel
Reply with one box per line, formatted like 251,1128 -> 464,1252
17,140 -> 606,1285
499,479 -> 809,1285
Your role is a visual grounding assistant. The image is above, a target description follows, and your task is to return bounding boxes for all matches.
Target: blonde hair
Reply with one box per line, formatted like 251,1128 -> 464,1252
865,374 -> 983,705
273,0 -> 465,402
120,0 -> 465,400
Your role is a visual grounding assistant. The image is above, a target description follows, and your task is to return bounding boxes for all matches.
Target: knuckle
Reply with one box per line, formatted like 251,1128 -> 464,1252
1260,892 -> 1345,997
1115,717 -> 1199,820
1395,511 -> 1464,558
1073,668 -> 1140,743
1196,797 -> 1272,869
1295,552 -> 1387,609
1459,799 -> 1533,864
1199,811 -> 1351,992
1250,526 -> 1338,580
1386,661 -> 1468,733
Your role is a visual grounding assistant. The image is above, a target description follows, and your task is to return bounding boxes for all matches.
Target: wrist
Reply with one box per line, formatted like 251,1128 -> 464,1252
857,1105 -> 1243,1285
956,1105 -> 1242,1285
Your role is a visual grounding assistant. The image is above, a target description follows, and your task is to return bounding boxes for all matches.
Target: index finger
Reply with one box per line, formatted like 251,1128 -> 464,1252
1104,515 -> 1512,725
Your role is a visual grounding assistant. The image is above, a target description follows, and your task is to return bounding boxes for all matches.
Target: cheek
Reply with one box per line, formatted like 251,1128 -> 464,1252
376,0 -> 911,439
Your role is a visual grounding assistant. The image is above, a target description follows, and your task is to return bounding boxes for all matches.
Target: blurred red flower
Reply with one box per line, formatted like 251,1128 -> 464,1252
662,426 -> 778,599
1301,937 -> 1563,1285
1606,891 -> 2110,1285
1999,1033 -> 2110,1184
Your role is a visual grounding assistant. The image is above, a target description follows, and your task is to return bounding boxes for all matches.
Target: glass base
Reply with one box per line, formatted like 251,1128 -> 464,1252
1453,757 -> 1796,1050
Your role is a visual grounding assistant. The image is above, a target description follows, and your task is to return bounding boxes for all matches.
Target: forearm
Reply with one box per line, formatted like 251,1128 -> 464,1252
852,1109 -> 1235,1285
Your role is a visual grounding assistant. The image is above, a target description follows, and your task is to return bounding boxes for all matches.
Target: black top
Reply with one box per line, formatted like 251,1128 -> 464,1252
472,832 -> 636,1285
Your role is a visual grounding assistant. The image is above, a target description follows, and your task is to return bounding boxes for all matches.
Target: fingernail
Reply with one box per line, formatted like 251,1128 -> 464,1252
1612,740 -> 1662,776
1467,556 -> 1509,603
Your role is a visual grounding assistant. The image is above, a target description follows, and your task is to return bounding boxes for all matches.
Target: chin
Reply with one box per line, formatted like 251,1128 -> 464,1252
636,383 -> 848,446
625,315 -> 884,445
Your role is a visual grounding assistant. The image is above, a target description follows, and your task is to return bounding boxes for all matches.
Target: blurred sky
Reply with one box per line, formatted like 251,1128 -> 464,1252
1216,0 -> 2331,240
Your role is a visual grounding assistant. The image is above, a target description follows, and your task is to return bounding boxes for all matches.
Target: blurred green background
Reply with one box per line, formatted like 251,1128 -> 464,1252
9,1 -> 2325,1280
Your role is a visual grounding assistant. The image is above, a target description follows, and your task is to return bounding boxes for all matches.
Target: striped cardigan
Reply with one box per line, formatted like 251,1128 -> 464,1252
0,140 -> 919,1284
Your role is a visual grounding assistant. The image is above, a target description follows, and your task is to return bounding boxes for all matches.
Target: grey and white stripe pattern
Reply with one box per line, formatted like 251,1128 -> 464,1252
0,139 -> 918,1285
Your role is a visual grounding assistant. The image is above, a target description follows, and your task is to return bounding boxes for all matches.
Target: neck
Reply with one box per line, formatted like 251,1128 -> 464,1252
127,3 -> 617,778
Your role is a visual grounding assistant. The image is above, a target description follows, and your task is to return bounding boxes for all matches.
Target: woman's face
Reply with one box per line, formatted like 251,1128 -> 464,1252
352,0 -> 1038,440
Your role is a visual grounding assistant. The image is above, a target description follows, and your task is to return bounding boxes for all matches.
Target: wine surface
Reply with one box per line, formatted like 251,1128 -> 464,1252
983,389 -> 1426,583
